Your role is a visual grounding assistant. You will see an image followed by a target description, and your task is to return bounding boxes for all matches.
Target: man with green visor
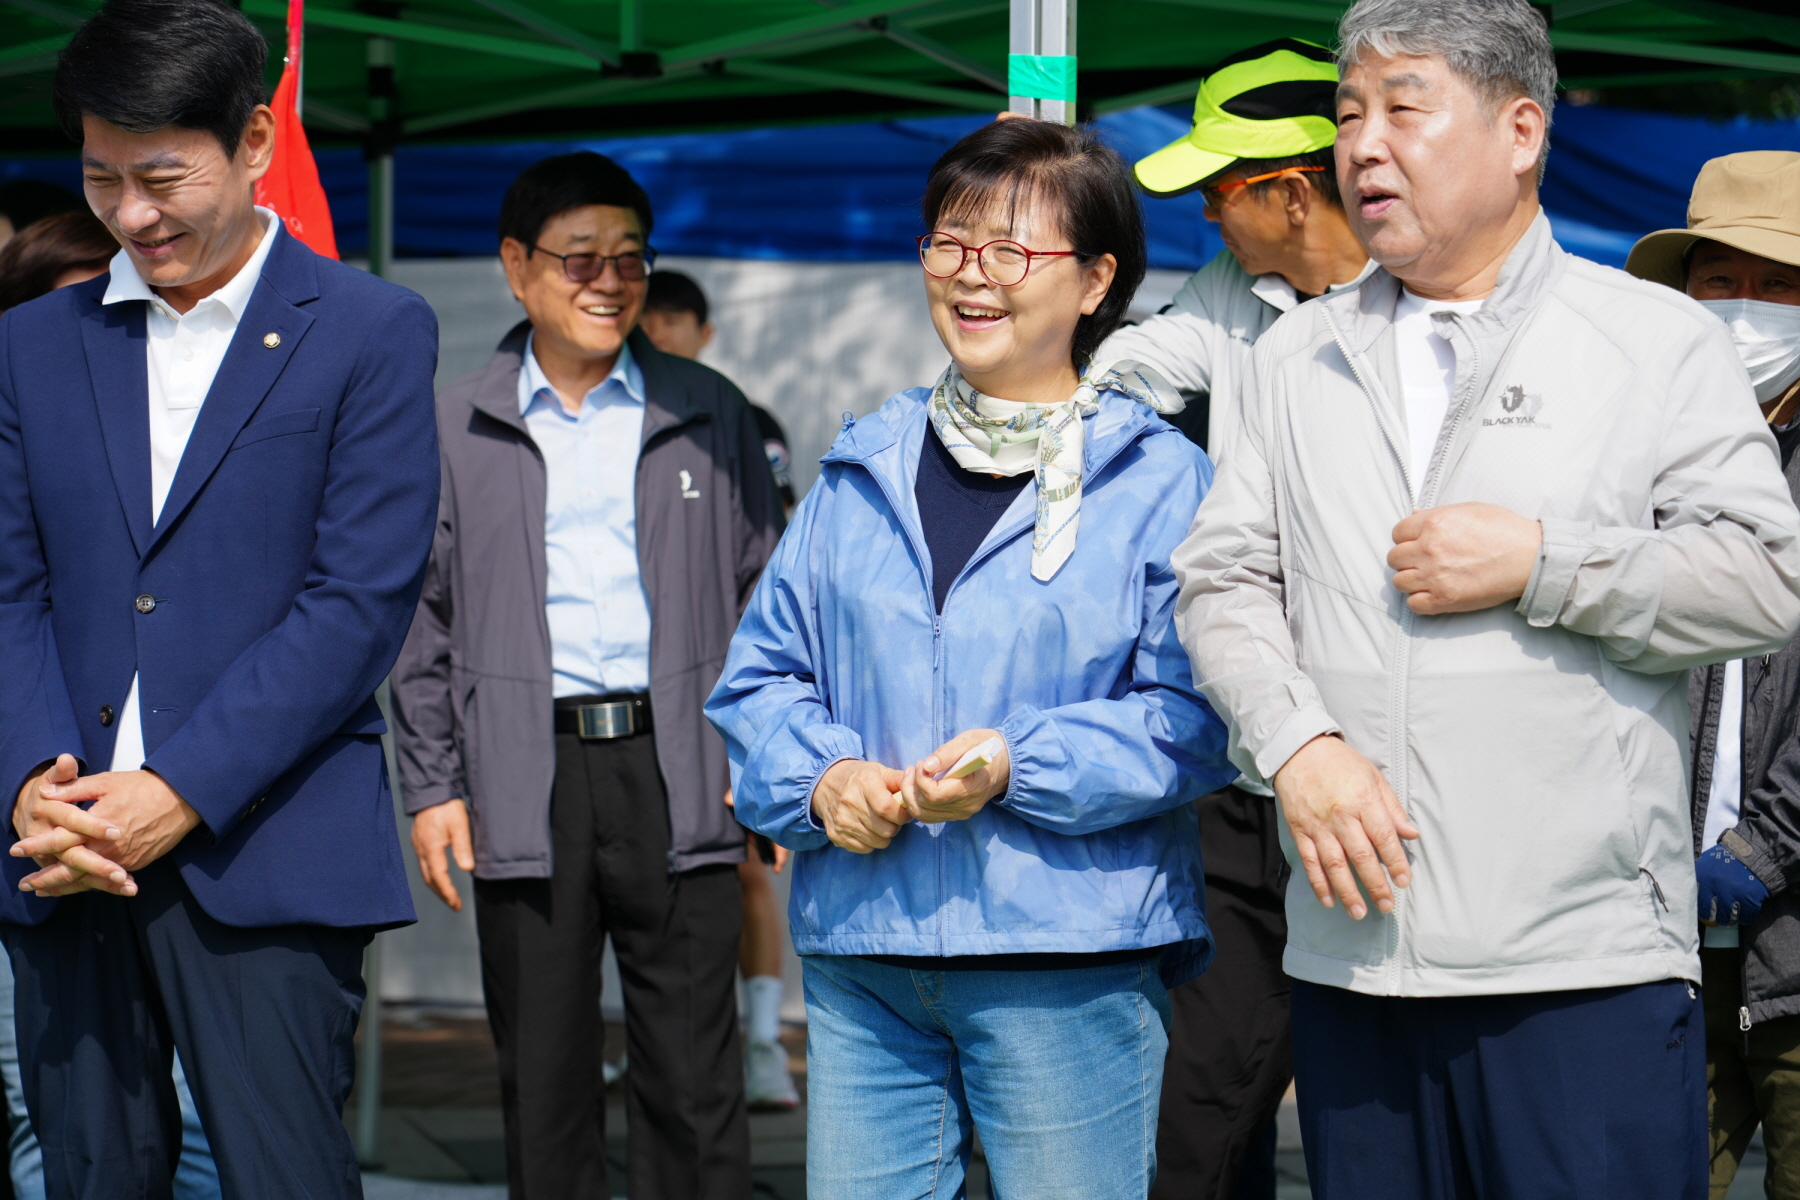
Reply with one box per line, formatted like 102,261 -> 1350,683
1099,38 -> 1371,456
1095,39 -> 1370,1200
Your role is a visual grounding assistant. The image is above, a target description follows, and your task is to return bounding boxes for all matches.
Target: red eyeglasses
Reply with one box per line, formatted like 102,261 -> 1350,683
917,232 -> 1078,288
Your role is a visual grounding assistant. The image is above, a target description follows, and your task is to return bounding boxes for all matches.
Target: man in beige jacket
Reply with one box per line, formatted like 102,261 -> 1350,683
1174,1 -> 1800,1196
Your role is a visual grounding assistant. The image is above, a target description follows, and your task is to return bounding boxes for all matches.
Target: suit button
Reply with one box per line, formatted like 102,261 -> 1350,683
99,705 -> 114,727
135,594 -> 156,614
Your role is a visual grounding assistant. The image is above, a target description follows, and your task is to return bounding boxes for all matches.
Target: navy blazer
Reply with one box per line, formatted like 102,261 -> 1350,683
0,226 -> 438,929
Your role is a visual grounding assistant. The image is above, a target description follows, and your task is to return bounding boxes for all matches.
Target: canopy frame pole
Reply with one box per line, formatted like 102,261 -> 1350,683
621,0 -> 642,52
1008,0 -> 1075,125
365,35 -> 397,280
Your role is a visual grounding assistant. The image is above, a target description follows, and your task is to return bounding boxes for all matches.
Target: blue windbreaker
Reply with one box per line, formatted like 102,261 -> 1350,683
706,385 -> 1237,985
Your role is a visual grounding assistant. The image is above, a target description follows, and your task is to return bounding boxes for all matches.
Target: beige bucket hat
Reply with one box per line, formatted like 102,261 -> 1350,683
1626,151 -> 1800,289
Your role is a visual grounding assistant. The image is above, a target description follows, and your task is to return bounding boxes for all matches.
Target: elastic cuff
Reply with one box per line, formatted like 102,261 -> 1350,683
1252,705 -> 1341,782
1722,829 -> 1783,895
995,706 -> 1045,810
404,784 -> 463,816
799,755 -> 858,834
994,730 -> 1021,809
1517,517 -> 1587,628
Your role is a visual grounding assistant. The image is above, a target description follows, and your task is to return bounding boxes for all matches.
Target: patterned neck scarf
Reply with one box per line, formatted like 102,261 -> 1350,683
927,359 -> 1180,581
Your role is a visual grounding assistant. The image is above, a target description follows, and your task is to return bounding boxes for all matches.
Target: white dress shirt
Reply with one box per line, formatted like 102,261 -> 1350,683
518,334 -> 652,697
1392,289 -> 1485,503
104,209 -> 281,772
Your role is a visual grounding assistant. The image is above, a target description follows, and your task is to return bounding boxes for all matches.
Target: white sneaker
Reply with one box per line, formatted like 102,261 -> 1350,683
743,1038 -> 799,1110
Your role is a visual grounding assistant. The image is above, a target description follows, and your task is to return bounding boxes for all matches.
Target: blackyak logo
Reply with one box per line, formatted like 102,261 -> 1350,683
1484,384 -> 1546,428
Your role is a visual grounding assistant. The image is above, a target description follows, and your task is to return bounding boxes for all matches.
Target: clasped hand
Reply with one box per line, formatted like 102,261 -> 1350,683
1388,502 -> 1541,615
9,754 -> 202,898
811,729 -> 1011,854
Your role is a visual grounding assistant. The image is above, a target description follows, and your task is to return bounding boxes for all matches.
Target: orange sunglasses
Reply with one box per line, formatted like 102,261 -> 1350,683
1200,165 -> 1327,208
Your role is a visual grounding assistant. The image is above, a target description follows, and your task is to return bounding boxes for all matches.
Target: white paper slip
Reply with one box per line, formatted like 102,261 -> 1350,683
940,736 -> 1004,781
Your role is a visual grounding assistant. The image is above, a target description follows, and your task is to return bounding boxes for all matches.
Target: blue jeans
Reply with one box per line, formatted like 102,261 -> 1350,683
0,948 -> 220,1200
803,954 -> 1173,1200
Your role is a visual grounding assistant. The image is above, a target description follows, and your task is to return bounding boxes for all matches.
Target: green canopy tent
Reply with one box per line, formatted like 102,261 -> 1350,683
4,0 -> 1798,261
2,0 -> 1796,1169
4,0 -> 1799,150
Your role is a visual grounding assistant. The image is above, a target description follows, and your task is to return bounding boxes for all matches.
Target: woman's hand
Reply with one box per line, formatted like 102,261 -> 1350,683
900,730 -> 1010,824
727,789 -> 792,873
811,760 -> 909,853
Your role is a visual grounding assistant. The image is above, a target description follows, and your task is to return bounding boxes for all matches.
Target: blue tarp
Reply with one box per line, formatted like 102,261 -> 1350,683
6,103 -> 1800,271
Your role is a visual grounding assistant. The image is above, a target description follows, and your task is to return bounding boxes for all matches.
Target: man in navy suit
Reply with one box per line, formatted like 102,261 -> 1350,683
0,0 -> 439,1195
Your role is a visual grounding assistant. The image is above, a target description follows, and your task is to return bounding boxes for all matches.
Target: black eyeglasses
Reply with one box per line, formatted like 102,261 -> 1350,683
529,244 -> 658,283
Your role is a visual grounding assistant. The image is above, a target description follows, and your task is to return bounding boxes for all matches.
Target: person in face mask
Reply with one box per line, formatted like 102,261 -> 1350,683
1628,149 -> 1800,1198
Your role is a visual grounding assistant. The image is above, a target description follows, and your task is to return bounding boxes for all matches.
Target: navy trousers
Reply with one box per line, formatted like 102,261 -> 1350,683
2,860 -> 370,1200
1292,977 -> 1707,1200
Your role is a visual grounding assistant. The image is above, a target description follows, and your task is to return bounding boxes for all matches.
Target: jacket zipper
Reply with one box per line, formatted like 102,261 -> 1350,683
1320,308 -> 1418,995
933,613 -> 947,955
834,414 -> 1160,960
1743,939 -> 1753,1053
1321,306 -> 1490,995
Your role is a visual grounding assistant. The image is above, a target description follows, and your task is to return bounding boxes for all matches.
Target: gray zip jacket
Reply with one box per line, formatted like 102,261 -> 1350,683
1175,212 -> 1800,996
390,323 -> 784,877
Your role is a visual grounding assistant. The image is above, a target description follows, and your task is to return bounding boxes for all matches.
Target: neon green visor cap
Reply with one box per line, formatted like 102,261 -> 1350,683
1135,38 -> 1340,198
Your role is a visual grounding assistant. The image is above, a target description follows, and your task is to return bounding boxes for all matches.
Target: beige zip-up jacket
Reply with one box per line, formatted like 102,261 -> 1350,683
1174,213 -> 1800,997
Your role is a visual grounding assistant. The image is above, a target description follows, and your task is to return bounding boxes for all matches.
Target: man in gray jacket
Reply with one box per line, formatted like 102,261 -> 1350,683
390,152 -> 783,1200
1175,2 -> 1800,1196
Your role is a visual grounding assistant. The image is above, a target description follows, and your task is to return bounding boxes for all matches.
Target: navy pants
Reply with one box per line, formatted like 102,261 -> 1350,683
1292,978 -> 1707,1200
2,860 -> 370,1200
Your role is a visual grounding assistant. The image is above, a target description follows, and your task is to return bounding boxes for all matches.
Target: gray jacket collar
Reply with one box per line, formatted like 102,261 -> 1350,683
466,321 -> 706,448
1322,209 -> 1565,355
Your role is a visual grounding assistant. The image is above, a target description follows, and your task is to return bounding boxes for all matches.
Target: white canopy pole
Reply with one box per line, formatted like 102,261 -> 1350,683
1008,0 -> 1076,125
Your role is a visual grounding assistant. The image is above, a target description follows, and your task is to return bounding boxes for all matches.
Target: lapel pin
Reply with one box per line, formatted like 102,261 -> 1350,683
263,332 -> 281,348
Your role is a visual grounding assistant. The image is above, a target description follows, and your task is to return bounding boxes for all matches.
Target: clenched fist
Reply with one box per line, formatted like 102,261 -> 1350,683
1389,502 -> 1541,615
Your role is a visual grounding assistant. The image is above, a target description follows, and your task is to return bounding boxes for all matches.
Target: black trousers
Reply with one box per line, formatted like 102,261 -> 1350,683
2,860 -> 369,1200
1292,978 -> 1705,1200
1153,786 -> 1294,1200
474,729 -> 750,1200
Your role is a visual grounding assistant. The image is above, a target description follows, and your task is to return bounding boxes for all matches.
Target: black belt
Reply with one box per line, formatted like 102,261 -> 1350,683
554,694 -> 652,739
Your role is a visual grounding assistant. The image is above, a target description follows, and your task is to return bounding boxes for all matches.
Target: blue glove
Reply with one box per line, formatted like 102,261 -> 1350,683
1697,843 -> 1769,927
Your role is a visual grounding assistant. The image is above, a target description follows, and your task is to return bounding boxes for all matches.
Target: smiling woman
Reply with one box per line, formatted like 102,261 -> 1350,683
708,116 -> 1237,1200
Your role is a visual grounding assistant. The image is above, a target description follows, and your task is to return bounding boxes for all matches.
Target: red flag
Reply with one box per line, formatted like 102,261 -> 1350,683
255,0 -> 340,259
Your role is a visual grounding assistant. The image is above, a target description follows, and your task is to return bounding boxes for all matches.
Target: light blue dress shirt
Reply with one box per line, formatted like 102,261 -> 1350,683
519,334 -> 652,697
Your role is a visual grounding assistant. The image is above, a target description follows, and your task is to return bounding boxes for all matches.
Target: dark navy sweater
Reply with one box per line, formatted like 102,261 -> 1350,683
914,420 -> 1031,614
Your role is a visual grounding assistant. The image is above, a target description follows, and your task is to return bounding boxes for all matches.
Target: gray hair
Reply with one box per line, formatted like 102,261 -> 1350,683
1337,0 -> 1557,178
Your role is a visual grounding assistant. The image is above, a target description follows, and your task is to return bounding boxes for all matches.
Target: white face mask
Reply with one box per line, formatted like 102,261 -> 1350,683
1699,298 -> 1800,404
